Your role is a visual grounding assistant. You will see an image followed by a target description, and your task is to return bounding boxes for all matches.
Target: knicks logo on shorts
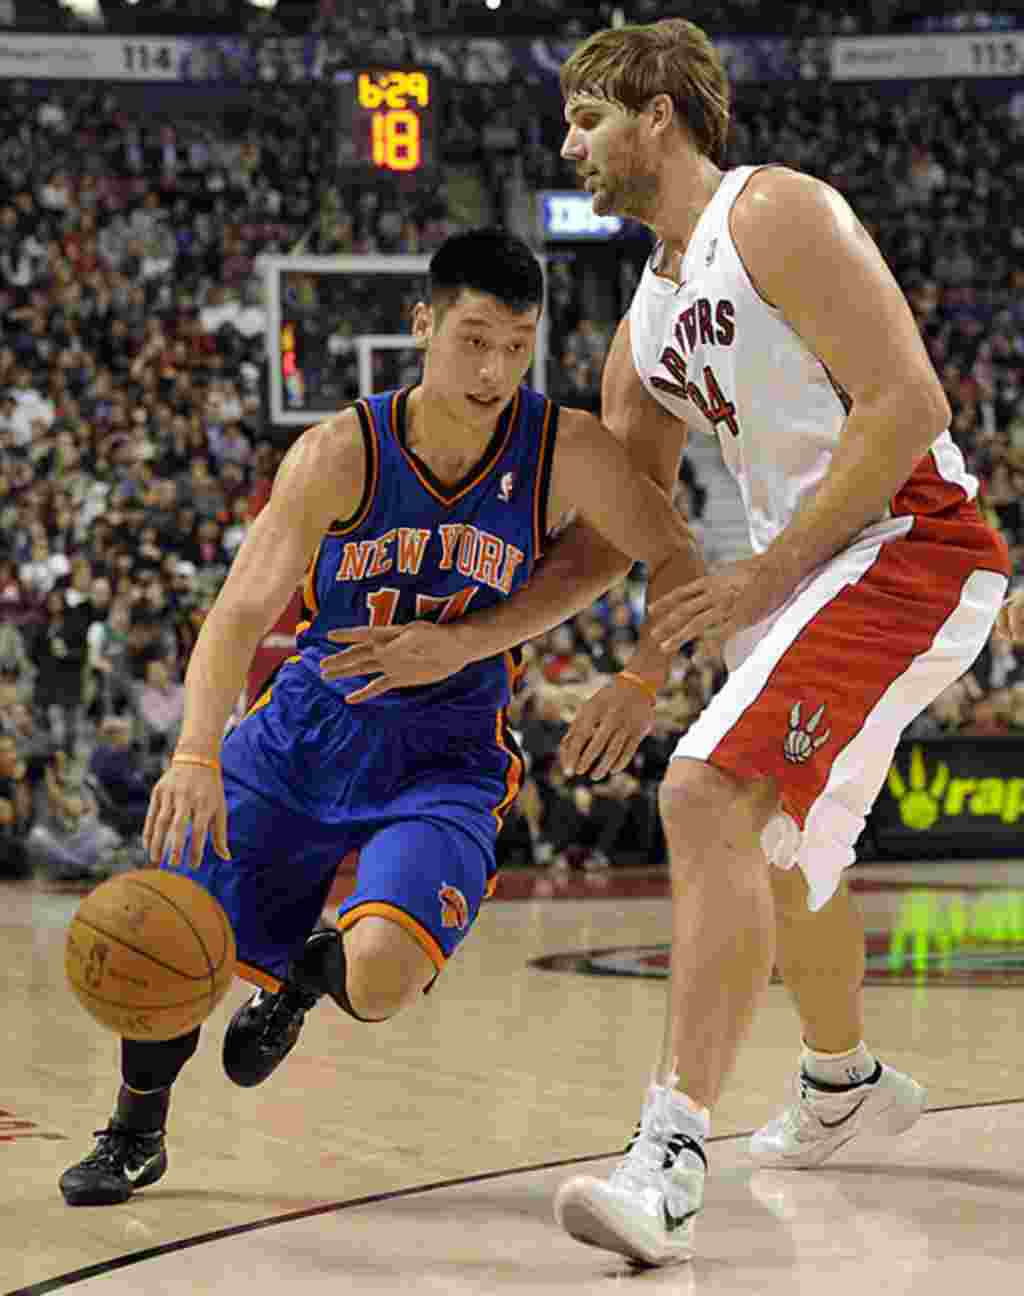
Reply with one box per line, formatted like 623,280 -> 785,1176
439,884 -> 470,930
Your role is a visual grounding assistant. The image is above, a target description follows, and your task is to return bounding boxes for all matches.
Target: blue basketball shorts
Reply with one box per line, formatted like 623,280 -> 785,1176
161,661 -> 521,990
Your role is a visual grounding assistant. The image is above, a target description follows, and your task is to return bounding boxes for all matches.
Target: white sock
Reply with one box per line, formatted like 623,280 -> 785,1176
660,1086 -> 711,1143
801,1040 -> 877,1088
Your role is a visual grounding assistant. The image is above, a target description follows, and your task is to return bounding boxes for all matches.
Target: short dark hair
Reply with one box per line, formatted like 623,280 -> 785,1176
429,228 -> 544,318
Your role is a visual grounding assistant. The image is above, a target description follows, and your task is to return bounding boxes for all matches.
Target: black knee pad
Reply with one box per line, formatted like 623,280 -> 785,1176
121,1026 -> 201,1091
298,929 -> 385,1024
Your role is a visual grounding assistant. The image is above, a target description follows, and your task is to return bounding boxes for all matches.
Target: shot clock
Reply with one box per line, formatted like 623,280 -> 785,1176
334,67 -> 440,175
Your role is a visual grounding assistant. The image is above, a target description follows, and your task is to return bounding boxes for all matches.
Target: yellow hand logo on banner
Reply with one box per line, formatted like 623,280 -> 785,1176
886,747 -> 950,830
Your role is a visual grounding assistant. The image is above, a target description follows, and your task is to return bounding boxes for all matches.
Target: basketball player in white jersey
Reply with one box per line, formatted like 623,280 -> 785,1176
543,18 -> 1012,1264
322,17 -> 1015,1268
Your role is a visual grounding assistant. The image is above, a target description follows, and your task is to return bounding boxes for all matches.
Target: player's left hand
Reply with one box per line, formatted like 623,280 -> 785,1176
560,676 -> 655,780
320,622 -> 473,702
648,556 -> 794,654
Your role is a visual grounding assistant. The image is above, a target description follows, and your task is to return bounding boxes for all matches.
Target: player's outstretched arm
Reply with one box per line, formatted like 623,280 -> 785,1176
549,406 -> 704,617
321,517 -> 635,700
547,409 -> 707,777
143,413 -> 366,869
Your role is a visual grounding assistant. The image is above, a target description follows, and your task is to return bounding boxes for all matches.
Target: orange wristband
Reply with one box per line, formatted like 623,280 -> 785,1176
617,671 -> 658,704
172,753 -> 221,773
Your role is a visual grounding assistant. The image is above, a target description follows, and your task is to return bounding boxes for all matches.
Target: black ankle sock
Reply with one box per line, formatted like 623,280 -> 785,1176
114,1083 -> 170,1134
121,1027 -> 200,1091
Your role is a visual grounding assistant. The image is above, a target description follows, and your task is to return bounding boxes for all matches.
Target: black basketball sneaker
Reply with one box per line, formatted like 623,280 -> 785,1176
60,1123 -> 168,1206
222,930 -> 340,1087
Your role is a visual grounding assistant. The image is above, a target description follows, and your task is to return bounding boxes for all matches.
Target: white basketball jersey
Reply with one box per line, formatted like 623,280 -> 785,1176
629,165 -> 977,555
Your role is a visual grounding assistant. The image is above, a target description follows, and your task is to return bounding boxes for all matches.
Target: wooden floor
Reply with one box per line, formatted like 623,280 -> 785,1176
4,857 -> 1024,1295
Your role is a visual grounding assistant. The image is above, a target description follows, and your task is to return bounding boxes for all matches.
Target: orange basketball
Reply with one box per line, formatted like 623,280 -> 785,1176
65,870 -> 236,1041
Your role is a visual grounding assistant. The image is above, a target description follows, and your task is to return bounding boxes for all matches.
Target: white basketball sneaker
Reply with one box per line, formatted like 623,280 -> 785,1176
749,1060 -> 926,1169
554,1085 -> 706,1267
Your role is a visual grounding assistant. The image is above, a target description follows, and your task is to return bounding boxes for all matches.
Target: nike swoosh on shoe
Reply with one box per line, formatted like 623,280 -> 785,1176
662,1203 -> 698,1233
123,1155 -> 162,1183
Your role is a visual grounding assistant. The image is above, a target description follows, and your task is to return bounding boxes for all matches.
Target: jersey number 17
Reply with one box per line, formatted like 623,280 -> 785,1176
366,585 -> 479,627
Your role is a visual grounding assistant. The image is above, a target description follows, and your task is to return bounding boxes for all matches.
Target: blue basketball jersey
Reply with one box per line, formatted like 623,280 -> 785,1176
293,385 -> 559,722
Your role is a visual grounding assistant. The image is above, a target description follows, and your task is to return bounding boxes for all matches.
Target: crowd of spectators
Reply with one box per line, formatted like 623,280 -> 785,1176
1,13 -> 1022,882
22,2 -> 1024,39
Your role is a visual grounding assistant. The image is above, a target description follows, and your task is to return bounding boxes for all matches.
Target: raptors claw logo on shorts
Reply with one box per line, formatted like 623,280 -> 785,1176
439,884 -> 470,930
784,701 -> 831,764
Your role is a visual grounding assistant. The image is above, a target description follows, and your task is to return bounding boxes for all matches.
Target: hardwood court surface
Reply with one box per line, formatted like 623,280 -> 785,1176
4,857 -> 1024,1294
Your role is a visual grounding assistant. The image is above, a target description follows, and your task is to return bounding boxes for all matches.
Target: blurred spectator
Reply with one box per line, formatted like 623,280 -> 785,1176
208,419 -> 252,469
59,554 -> 94,610
906,675 -> 982,738
86,595 -> 136,719
0,732 -> 33,879
222,496 -> 251,557
27,587 -> 91,751
19,536 -> 70,602
518,688 -> 569,770
136,658 -> 186,763
1,699 -> 56,777
25,748 -> 119,882
0,556 -> 34,624
88,714 -> 153,837
0,618 -> 35,702
961,692 -> 1013,738
183,457 -> 228,520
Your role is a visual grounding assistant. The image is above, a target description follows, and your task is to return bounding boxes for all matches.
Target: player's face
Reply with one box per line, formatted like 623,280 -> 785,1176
416,290 -> 538,421
561,93 -> 660,222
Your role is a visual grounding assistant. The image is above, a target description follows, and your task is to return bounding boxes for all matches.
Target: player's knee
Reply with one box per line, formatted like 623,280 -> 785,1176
659,759 -> 776,840
343,917 -> 435,1020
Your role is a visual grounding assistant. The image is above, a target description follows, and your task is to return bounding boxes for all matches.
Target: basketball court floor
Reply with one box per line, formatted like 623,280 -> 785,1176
4,855 -> 1024,1295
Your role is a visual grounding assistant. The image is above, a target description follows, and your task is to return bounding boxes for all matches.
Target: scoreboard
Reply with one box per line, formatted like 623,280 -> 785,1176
334,67 -> 440,175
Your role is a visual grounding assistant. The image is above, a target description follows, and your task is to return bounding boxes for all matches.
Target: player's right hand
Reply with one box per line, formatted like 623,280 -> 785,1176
995,590 -> 1024,643
320,622 -> 474,701
143,763 -> 231,871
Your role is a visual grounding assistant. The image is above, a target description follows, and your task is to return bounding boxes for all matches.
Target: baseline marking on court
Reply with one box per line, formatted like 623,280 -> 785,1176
10,1101 -> 1024,1296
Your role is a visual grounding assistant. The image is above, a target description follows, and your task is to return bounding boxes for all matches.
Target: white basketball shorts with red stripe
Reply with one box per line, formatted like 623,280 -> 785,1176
672,512 -> 1010,910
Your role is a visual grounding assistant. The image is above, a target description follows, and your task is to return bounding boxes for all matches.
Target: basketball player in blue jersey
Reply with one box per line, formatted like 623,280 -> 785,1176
59,227 -> 706,1207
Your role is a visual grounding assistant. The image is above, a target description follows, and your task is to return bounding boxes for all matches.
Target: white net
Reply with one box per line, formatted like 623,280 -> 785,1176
265,254 -> 547,426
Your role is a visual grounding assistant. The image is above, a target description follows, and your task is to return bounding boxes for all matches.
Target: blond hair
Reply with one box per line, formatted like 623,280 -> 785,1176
560,18 -> 730,165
